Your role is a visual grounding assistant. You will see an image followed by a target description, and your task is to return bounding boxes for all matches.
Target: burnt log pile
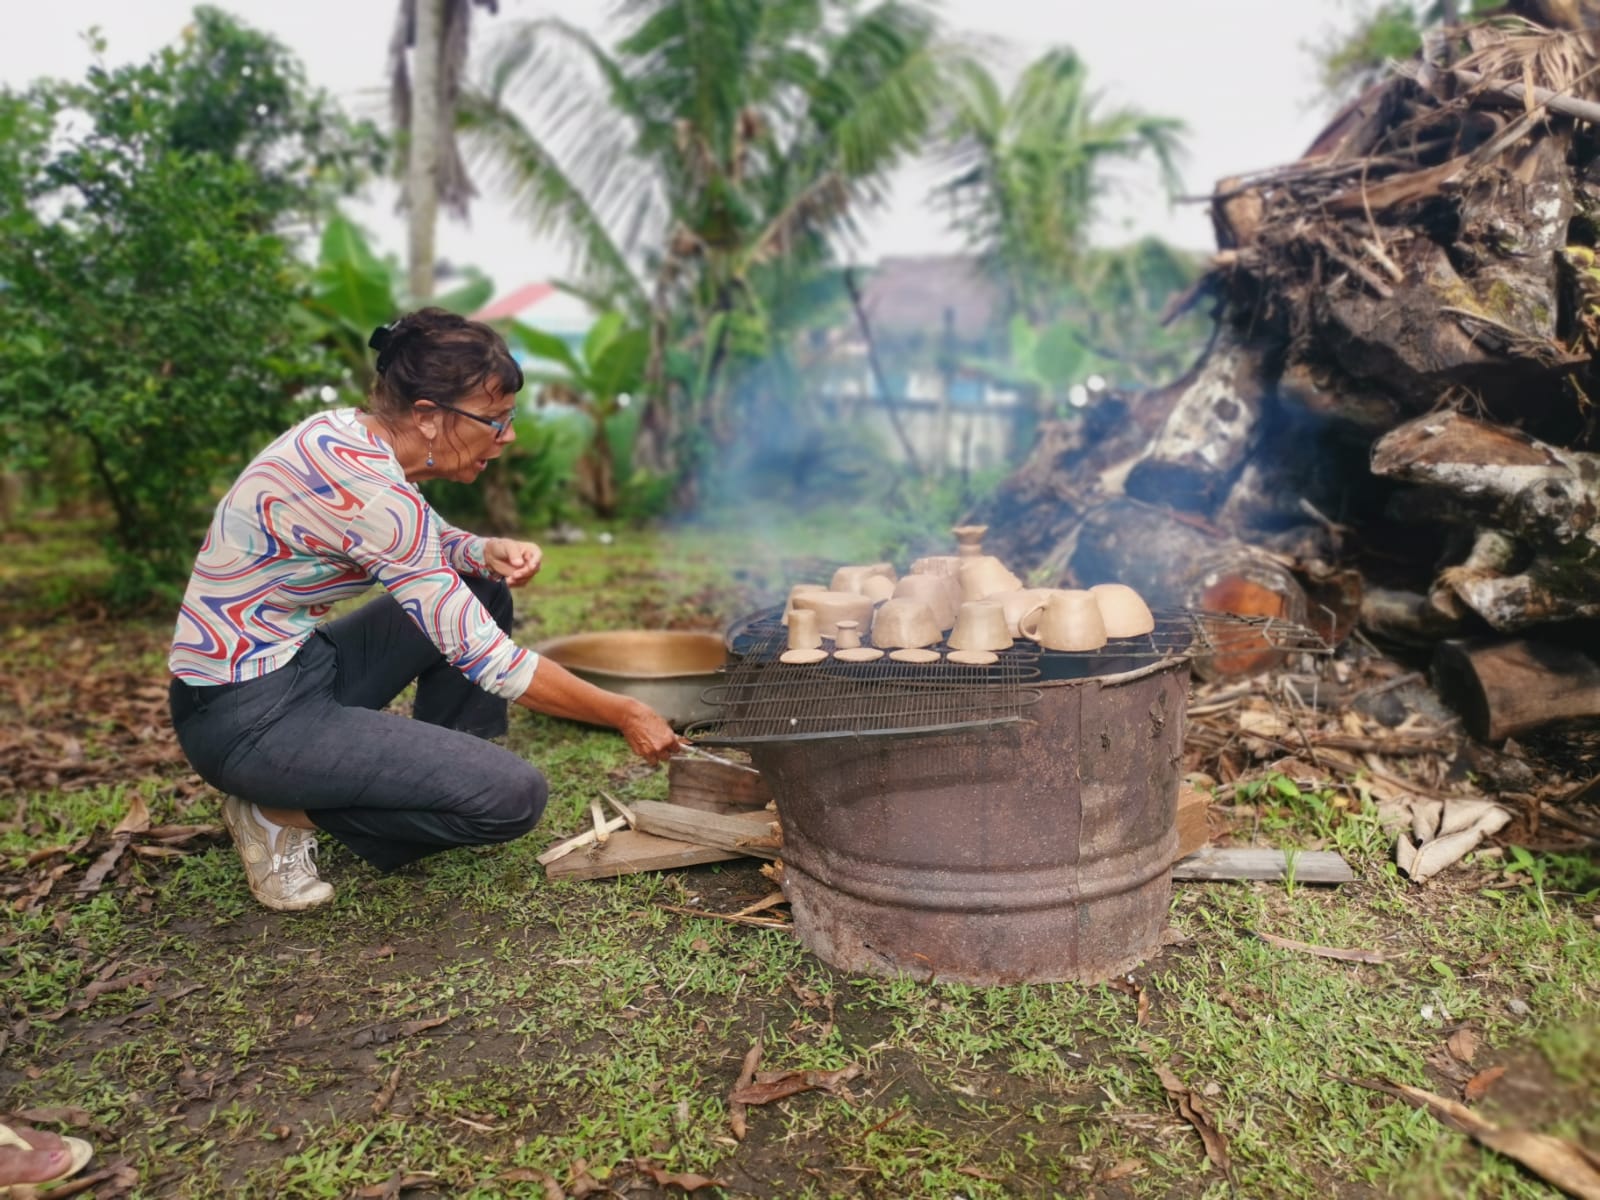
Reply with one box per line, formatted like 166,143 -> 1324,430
973,6 -> 1600,739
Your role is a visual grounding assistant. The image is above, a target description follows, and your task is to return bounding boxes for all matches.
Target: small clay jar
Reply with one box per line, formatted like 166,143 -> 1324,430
787,607 -> 822,651
833,619 -> 863,651
951,524 -> 988,557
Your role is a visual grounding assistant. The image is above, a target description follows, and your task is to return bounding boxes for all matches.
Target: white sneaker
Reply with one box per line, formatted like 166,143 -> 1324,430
220,796 -> 335,912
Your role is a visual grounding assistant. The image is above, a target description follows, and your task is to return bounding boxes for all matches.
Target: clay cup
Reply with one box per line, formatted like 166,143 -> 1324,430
948,601 -> 1013,652
791,590 -> 875,640
1019,589 -> 1107,652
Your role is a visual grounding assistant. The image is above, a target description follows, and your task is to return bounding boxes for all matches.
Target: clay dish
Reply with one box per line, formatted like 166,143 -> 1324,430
833,646 -> 884,663
791,590 -> 875,639
779,647 -> 829,665
1090,583 -> 1155,638
888,647 -> 941,664
946,649 -> 998,665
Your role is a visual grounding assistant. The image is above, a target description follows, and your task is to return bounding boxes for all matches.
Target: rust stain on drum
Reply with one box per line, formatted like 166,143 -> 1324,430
749,659 -> 1187,986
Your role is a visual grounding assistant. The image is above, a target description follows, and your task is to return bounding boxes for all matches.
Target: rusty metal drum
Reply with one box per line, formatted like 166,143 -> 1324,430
748,658 -> 1187,986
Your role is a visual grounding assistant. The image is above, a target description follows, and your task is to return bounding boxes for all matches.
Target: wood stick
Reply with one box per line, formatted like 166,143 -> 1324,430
536,815 -> 628,866
629,801 -> 781,859
600,789 -> 637,828
1172,847 -> 1354,884
590,799 -> 610,847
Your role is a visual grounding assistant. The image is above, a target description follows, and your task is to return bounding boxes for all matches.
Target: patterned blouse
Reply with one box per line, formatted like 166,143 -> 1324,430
169,407 -> 538,701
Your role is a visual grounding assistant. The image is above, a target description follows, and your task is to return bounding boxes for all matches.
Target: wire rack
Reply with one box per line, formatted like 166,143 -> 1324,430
686,616 -> 1044,745
689,603 -> 1331,746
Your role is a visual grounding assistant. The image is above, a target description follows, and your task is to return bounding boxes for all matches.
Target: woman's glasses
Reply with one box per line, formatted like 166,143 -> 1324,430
425,400 -> 515,437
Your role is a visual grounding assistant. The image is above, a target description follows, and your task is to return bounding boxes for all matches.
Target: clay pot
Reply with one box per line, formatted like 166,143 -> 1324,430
909,554 -> 965,578
1090,583 -> 1155,638
989,588 -> 1058,639
871,599 -> 942,649
833,619 -> 863,651
951,524 -> 988,557
861,575 -> 898,603
958,556 -> 1023,603
948,601 -> 1013,652
782,583 -> 827,626
1019,589 -> 1107,652
831,562 -> 897,595
892,574 -> 958,630
791,590 -> 875,640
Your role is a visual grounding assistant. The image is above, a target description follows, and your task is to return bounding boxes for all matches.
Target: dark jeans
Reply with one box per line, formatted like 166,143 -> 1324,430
169,576 -> 548,871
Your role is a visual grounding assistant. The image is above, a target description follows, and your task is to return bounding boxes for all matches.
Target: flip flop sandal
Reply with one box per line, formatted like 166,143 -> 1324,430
0,1122 -> 94,1195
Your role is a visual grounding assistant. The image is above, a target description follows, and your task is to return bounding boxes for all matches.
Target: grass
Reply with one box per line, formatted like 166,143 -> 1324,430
1,514 -> 1598,1198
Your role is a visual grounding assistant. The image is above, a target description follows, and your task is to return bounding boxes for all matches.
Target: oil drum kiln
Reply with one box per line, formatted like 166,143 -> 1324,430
690,606 -> 1323,986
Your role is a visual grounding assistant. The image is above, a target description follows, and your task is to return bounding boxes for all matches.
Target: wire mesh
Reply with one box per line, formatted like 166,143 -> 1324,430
689,603 -> 1331,746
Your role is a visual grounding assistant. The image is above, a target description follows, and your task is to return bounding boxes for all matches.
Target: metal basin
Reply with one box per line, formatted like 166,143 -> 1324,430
532,630 -> 727,730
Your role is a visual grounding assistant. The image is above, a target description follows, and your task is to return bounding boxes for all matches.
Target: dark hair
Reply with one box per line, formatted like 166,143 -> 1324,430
366,308 -> 523,424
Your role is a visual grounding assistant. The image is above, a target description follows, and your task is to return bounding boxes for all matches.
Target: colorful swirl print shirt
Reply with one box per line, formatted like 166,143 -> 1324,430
169,407 -> 537,700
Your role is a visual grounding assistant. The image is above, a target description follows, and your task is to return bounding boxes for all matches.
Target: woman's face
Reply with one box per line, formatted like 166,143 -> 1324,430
420,385 -> 518,482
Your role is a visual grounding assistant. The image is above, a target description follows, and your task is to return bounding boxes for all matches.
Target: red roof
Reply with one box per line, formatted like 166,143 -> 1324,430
473,281 -> 557,322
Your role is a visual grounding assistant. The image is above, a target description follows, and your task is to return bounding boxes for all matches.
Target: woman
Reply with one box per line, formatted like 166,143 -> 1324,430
167,308 -> 678,911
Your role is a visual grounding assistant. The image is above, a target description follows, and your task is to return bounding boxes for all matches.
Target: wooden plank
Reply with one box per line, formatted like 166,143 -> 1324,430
1171,847 -> 1354,884
1173,784 -> 1212,863
545,829 -> 745,882
667,757 -> 772,814
629,801 -> 781,859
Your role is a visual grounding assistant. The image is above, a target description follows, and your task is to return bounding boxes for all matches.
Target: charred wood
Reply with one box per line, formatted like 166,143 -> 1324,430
1433,636 -> 1600,741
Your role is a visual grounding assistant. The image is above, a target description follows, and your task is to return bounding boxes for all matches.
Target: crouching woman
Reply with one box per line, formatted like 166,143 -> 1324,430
167,308 -> 677,911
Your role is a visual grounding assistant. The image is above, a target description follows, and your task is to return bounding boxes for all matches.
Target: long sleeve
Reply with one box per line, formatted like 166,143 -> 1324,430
344,486 -> 537,701
435,513 -> 493,578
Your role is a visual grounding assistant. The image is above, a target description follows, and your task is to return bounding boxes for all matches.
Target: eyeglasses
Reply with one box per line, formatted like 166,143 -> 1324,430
423,400 -> 515,437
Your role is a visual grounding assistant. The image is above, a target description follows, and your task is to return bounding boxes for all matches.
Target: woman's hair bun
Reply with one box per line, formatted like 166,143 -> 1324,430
368,320 -> 404,374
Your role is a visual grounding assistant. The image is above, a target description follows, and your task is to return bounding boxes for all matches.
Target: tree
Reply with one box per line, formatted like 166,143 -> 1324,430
0,9 -> 383,606
934,49 -> 1185,325
1316,0 -> 1512,101
388,0 -> 503,300
457,0 -> 958,482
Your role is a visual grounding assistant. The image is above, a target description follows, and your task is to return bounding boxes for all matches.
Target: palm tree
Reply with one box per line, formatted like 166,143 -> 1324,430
935,50 -> 1185,324
388,0 -> 501,299
458,0 -> 959,473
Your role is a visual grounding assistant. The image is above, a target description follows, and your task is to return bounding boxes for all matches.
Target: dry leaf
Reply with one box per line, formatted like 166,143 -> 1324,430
1446,1028 -> 1479,1065
13,1105 -> 94,1127
1154,1064 -> 1232,1175
1341,1076 -> 1600,1199
1096,1159 -> 1142,1182
498,1167 -> 564,1199
360,944 -> 396,961
397,1015 -> 450,1038
729,1037 -> 762,1141
1136,989 -> 1151,1027
1464,1065 -> 1507,1103
112,795 -> 152,836
372,1064 -> 402,1116
729,1063 -> 863,1106
640,1163 -> 726,1191
1255,930 -> 1388,964
957,1165 -> 1005,1182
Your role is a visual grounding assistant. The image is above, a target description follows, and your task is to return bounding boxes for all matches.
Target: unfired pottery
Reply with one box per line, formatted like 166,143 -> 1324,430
787,607 -> 822,651
946,649 -> 998,665
891,574 -> 958,631
780,647 -> 829,665
782,583 -> 826,626
833,619 -> 863,651
833,646 -> 884,663
951,524 -> 988,557
947,600 -> 1012,652
958,556 -> 1023,603
989,588 -> 1057,638
791,590 -> 875,639
888,647 -> 941,664
1019,589 -> 1107,652
830,562 -> 897,595
871,598 -> 942,649
1089,583 -> 1155,638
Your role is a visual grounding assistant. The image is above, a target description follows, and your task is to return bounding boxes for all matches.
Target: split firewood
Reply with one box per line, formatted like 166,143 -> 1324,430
1432,637 -> 1600,741
666,756 -> 772,815
628,801 -> 781,859
544,830 -> 745,882
1171,847 -> 1354,884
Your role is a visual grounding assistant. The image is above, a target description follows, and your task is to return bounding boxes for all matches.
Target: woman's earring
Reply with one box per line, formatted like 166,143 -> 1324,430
426,448 -> 435,467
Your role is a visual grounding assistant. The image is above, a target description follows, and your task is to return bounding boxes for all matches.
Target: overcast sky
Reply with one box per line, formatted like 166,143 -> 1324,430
0,0 -> 1354,302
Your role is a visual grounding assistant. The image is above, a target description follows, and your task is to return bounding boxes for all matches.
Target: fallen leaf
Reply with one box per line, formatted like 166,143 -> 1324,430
397,1015 -> 450,1038
640,1163 -> 726,1191
1447,1028 -> 1479,1065
1136,988 -> 1151,1027
13,1105 -> 94,1127
566,1158 -> 606,1198
498,1167 -> 564,1199
956,1165 -> 1005,1182
729,1037 -> 762,1141
729,1063 -> 863,1106
1096,1159 -> 1142,1182
372,1064 -> 402,1116
294,1012 -> 315,1028
360,944 -> 396,961
1464,1065 -> 1507,1103
113,795 -> 152,836
1339,1076 -> 1600,1198
1254,930 -> 1388,964
1153,1064 -> 1232,1175
24,845 -> 70,867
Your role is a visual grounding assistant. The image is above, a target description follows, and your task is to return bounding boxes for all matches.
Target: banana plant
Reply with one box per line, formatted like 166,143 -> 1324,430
513,311 -> 649,517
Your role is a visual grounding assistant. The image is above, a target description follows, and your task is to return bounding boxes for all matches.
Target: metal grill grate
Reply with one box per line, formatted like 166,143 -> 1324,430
687,615 -> 1044,745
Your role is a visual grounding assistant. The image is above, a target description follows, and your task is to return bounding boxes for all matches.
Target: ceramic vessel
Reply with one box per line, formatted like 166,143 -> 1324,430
833,646 -> 884,663
947,649 -> 998,665
787,608 -> 822,652
958,556 -> 1023,603
891,575 -> 958,630
1090,583 -> 1155,638
780,647 -> 829,664
989,588 -> 1057,639
791,590 -> 875,640
888,647 -> 941,664
947,601 -> 1013,652
782,583 -> 826,626
861,575 -> 898,603
831,562 -> 898,595
871,599 -> 942,649
1019,589 -> 1107,652
833,620 -> 863,651
951,524 -> 988,557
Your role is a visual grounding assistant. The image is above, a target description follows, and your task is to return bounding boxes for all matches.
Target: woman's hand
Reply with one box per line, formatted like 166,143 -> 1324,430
484,538 -> 543,586
618,701 -> 682,767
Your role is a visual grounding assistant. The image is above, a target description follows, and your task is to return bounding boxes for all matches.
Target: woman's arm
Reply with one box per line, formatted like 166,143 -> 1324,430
515,660 -> 680,765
